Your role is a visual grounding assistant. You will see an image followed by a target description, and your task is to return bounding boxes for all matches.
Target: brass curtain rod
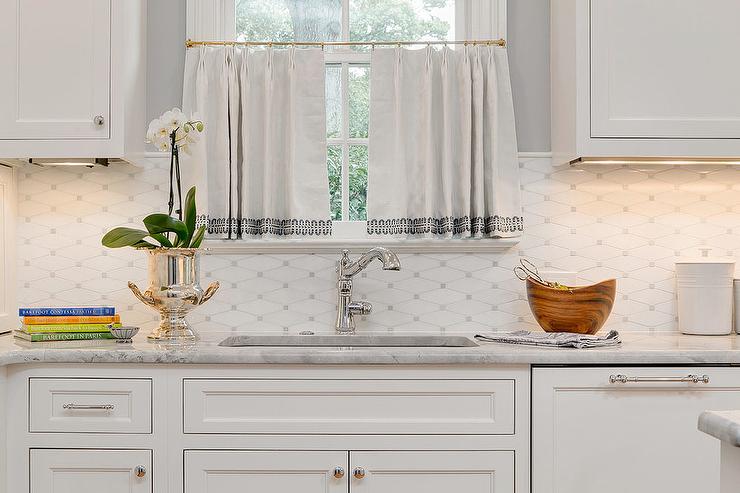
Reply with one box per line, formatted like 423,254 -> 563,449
185,38 -> 506,48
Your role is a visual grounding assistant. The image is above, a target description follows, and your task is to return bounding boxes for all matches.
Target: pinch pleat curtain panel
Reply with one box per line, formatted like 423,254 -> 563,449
367,45 -> 523,238
182,46 -> 331,238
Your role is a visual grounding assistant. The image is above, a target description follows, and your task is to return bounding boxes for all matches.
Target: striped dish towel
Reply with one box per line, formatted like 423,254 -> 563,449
474,330 -> 621,349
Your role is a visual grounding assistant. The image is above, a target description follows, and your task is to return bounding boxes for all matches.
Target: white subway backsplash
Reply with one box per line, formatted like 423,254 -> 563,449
17,158 -> 740,334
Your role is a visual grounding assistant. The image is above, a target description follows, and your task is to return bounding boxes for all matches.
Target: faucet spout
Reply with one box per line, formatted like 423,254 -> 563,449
341,247 -> 401,278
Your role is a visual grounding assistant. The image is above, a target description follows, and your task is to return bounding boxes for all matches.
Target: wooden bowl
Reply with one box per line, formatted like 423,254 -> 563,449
525,277 -> 616,334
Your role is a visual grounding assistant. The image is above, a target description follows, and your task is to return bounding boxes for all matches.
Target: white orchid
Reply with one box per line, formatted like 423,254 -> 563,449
146,108 -> 204,153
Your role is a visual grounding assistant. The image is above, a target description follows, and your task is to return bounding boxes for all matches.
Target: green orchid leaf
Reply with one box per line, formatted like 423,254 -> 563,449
143,213 -> 189,245
101,227 -> 152,248
183,186 -> 197,245
149,233 -> 173,248
190,225 -> 206,248
131,239 -> 158,249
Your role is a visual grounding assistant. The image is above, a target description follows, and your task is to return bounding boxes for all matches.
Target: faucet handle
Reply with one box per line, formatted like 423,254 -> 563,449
348,301 -> 372,316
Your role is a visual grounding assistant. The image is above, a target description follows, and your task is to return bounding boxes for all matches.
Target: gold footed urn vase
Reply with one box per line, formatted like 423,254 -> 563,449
128,248 -> 219,342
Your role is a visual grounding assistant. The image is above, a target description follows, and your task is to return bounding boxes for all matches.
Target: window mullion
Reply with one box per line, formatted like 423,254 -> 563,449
341,63 -> 350,222
342,0 -> 350,41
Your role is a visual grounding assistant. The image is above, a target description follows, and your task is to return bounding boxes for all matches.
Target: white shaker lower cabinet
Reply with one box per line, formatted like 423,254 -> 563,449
30,449 -> 151,493
349,451 -> 514,493
185,450 -> 513,493
533,367 -> 740,493
185,450 -> 348,493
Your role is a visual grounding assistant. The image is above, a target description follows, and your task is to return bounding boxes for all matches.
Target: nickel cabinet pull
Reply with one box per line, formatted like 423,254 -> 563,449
62,403 -> 115,411
609,374 -> 710,384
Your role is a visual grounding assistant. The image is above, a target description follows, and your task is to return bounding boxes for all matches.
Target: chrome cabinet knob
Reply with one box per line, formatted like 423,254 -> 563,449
134,465 -> 146,478
94,115 -> 105,126
353,467 -> 366,479
333,466 -> 345,479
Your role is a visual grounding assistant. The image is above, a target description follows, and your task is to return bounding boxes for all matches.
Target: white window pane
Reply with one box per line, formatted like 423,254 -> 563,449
349,0 -> 456,46
349,65 -> 369,139
236,0 -> 341,42
349,145 -> 368,221
326,65 -> 341,139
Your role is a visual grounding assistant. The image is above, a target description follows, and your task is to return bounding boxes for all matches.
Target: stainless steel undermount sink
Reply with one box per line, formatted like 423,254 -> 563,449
218,334 -> 478,348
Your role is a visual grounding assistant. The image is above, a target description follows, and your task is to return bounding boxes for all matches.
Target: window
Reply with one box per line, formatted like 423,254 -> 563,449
188,0 -> 507,249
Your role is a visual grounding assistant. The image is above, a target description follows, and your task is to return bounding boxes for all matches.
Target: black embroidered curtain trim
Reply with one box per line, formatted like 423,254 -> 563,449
367,216 -> 524,236
197,215 -> 332,237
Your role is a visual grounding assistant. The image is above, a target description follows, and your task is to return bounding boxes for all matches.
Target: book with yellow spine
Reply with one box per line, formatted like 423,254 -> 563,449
21,315 -> 121,325
21,323 -> 122,333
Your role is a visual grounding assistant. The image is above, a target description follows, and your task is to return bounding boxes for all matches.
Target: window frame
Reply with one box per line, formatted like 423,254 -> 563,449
187,0 -> 516,253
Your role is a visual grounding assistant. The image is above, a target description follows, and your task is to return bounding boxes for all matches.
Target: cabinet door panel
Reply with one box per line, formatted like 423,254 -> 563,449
590,0 -> 740,138
30,449 -> 151,493
350,451 -> 514,493
0,0 -> 110,139
533,367 -> 740,493
185,450 -> 347,493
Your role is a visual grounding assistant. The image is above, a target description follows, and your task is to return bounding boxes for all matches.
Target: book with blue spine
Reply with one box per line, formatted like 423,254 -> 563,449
18,306 -> 115,317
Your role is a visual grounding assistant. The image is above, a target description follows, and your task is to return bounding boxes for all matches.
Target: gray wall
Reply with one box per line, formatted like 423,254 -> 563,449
146,0 -> 186,122
146,0 -> 551,151
508,0 -> 549,152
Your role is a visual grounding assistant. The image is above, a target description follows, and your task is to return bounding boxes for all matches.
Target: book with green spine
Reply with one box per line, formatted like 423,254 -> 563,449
21,323 -> 122,333
14,330 -> 116,342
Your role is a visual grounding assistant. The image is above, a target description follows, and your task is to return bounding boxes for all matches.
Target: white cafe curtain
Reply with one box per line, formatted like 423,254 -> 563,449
367,45 -> 523,238
183,46 -> 331,238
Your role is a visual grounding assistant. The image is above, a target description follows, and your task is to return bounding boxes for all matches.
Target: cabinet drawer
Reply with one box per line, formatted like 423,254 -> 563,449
29,378 -> 152,434
183,378 -> 514,435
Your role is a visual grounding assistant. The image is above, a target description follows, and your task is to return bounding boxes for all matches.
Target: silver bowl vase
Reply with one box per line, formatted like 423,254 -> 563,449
128,248 -> 219,342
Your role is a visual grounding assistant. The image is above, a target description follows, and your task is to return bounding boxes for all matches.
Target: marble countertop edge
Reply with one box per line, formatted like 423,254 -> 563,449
2,331 -> 740,366
699,410 -> 740,447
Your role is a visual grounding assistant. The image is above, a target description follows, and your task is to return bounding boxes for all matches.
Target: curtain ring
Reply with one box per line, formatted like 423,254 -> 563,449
321,42 -> 325,51
371,42 -> 375,51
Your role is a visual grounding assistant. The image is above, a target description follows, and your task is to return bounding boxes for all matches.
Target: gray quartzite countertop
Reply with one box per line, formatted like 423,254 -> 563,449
699,411 -> 740,447
3,330 -> 740,365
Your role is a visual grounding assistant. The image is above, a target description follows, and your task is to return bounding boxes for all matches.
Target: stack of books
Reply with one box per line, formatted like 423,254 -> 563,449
14,306 -> 120,342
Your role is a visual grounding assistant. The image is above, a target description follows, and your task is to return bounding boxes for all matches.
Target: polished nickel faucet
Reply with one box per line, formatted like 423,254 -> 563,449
335,247 -> 401,334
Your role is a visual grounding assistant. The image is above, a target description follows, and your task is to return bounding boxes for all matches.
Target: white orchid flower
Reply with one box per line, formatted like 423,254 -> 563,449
145,108 -> 204,152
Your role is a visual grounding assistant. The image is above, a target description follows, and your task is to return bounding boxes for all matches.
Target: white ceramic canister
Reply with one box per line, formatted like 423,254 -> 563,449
675,252 -> 735,335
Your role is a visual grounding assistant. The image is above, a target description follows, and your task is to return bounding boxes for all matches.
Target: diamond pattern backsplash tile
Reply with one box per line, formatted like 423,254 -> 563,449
16,157 -> 740,334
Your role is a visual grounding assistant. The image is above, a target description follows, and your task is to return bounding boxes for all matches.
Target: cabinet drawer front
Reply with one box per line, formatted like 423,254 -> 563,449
29,378 -> 152,433
183,379 -> 515,435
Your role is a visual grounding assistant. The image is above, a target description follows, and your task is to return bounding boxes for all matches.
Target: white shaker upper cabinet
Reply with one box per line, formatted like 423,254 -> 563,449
0,0 -> 110,140
0,0 -> 145,160
591,0 -> 740,139
551,0 -> 740,163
